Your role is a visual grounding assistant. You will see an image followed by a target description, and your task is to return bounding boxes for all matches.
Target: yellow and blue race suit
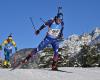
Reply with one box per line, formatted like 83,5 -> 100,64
2,39 -> 17,61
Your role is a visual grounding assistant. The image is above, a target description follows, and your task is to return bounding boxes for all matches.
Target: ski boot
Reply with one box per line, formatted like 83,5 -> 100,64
23,48 -> 37,63
3,60 -> 8,68
52,60 -> 58,70
7,61 -> 11,68
3,60 -> 11,68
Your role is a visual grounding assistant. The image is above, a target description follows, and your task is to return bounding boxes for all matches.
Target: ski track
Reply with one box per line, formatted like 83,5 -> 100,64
0,67 -> 100,80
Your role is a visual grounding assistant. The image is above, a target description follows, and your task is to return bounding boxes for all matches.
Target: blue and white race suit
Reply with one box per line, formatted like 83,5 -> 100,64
35,20 -> 64,61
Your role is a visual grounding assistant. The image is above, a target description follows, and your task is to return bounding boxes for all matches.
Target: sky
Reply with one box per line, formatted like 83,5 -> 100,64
0,0 -> 100,58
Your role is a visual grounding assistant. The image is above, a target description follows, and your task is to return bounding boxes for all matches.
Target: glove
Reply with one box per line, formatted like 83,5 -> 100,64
0,45 -> 2,50
58,33 -> 63,39
35,30 -> 40,35
15,47 -> 17,52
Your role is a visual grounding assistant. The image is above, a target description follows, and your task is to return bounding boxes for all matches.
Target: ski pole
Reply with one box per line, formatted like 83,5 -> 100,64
40,18 -> 46,24
29,17 -> 36,32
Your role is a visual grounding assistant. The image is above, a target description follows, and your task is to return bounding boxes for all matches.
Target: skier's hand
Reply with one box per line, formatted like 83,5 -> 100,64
58,33 -> 63,39
35,30 -> 40,35
15,47 -> 18,52
0,45 -> 2,50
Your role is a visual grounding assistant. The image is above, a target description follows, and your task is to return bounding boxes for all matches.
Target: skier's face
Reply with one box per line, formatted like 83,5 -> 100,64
8,37 -> 12,42
56,18 -> 62,24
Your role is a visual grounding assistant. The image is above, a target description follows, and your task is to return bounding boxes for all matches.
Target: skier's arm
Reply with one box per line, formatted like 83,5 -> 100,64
2,40 -> 8,46
45,20 -> 53,26
39,24 -> 46,31
35,20 -> 53,35
0,45 -> 2,50
35,24 -> 46,35
12,40 -> 17,51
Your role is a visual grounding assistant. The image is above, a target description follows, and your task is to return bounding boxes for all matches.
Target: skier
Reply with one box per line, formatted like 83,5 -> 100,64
1,34 -> 17,68
24,8 -> 64,70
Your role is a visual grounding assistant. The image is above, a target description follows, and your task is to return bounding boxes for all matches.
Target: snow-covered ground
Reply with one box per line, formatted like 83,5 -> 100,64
0,67 -> 100,80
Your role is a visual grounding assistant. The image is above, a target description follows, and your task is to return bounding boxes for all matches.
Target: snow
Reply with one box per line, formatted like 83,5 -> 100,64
0,67 -> 100,80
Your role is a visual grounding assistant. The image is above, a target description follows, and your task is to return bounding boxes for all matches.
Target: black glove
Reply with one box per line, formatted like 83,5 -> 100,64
35,30 -> 40,35
58,33 -> 64,39
0,45 -> 2,50
15,47 -> 17,52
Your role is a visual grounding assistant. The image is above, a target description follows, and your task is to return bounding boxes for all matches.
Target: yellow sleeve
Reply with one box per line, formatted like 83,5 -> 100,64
2,40 -> 8,46
12,40 -> 16,47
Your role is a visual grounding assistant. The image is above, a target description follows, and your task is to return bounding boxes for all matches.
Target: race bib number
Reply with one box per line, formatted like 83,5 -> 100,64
48,29 -> 60,37
7,46 -> 12,49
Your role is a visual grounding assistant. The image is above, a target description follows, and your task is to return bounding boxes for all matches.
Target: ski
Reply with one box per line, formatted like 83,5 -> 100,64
43,68 -> 69,73
51,69 -> 68,72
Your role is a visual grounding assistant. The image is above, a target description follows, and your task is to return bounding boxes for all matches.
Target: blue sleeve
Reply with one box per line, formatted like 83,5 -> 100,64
45,20 -> 53,26
39,20 -> 53,31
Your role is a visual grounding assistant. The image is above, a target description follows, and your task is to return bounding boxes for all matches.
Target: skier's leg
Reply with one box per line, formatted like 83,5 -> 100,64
6,52 -> 10,67
37,37 -> 50,51
4,54 -> 7,67
51,41 -> 59,70
3,49 -> 9,67
25,37 -> 50,62
25,48 -> 37,62
7,49 -> 12,67
4,48 -> 7,61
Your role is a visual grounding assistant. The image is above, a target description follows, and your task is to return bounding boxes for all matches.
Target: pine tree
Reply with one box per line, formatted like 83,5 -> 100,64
80,44 -> 91,67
